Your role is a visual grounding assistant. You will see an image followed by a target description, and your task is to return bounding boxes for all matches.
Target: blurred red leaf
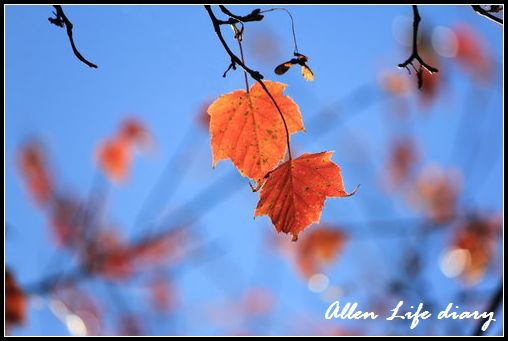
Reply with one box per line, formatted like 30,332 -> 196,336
130,228 -> 188,268
379,70 -> 412,96
85,230 -> 134,280
419,67 -> 441,104
118,118 -> 150,147
383,137 -> 419,191
242,287 -> 274,316
295,226 -> 347,278
5,269 -> 26,331
453,24 -> 494,82
96,118 -> 152,183
17,141 -> 53,207
411,166 -> 461,224
196,100 -> 212,131
85,228 -> 187,281
453,215 -> 501,284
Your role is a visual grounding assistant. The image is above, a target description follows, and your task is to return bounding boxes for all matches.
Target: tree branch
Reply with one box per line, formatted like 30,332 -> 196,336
471,5 -> 503,25
48,5 -> 98,68
218,5 -> 264,24
204,6 -> 263,81
398,5 -> 438,89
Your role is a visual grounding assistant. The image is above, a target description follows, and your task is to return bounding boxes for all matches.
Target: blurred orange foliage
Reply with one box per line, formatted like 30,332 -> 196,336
384,137 -> 419,191
453,24 -> 494,82
453,215 -> 501,284
295,226 -> 347,278
17,141 -> 53,207
97,117 -> 151,183
411,166 -> 461,224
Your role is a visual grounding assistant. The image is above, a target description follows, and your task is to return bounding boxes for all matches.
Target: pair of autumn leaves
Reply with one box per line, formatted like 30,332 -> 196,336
207,81 -> 357,241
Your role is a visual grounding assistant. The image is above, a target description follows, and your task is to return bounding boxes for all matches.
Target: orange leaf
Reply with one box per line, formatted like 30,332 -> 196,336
254,152 -> 355,241
208,81 -> 304,182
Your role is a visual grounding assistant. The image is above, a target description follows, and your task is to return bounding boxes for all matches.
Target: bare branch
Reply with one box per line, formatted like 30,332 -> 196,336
398,5 -> 438,89
48,5 -> 98,68
218,6 -> 264,24
472,5 -> 503,25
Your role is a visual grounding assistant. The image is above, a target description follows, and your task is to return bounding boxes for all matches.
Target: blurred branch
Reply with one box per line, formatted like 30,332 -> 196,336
23,267 -> 89,296
471,5 -> 503,25
132,125 -> 196,234
23,232 -> 222,296
48,5 -> 98,68
397,5 -> 438,89
156,170 -> 241,229
474,280 -> 503,335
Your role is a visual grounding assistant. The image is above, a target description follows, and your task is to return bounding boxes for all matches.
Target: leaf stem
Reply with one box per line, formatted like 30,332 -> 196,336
232,24 -> 250,93
257,81 -> 292,160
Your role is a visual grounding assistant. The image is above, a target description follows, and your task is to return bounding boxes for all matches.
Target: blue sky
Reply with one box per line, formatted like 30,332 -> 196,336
5,5 -> 503,336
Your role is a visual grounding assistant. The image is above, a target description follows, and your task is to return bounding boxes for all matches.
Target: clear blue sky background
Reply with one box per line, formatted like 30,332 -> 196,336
5,5 -> 503,336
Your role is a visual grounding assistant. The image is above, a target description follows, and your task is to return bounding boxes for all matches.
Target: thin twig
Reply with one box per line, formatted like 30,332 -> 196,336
23,267 -> 89,295
471,5 -> 503,25
48,5 -> 98,68
218,5 -> 264,24
231,24 -> 250,93
398,5 -> 438,89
